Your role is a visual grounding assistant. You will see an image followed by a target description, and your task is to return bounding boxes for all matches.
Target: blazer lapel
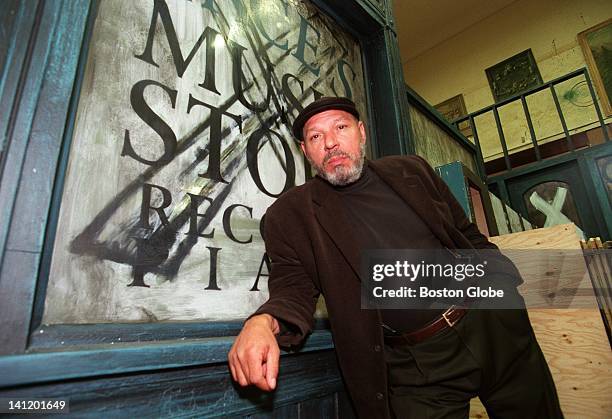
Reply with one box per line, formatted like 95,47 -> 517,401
368,160 -> 456,249
311,178 -> 362,279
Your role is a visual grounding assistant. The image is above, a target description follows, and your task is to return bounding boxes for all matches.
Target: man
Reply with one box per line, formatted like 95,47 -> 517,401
228,97 -> 563,418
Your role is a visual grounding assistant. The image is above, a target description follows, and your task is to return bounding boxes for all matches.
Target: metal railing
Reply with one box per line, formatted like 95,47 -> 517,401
453,68 -> 610,173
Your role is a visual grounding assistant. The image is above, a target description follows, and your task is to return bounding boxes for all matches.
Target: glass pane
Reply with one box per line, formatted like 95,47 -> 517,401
44,0 -> 367,324
523,181 -> 583,229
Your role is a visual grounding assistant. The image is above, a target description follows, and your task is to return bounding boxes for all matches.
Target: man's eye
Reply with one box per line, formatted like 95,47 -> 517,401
310,134 -> 320,141
338,124 -> 347,130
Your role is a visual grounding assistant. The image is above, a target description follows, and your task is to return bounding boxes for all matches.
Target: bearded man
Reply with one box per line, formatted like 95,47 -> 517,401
228,97 -> 563,419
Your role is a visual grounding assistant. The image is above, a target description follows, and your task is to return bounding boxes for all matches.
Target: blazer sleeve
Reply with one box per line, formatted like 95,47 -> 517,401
412,155 -> 524,287
250,204 -> 320,348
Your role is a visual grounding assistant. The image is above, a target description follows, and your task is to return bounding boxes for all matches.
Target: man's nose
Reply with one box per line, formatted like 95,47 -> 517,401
324,131 -> 338,150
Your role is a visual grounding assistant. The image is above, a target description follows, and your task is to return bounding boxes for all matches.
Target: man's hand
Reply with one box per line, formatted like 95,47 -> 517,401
228,313 -> 281,391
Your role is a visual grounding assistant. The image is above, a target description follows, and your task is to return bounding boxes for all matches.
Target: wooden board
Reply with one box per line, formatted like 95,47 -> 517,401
469,223 -> 612,418
491,223 -> 583,250
506,205 -> 524,233
489,192 -> 509,235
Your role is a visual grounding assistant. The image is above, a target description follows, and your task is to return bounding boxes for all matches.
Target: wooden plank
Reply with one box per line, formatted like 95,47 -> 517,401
521,217 -> 532,230
0,330 -> 334,388
0,249 -> 39,355
490,223 -> 582,249
489,192 -> 509,235
0,0 -> 21,78
526,309 -> 612,417
28,322 -> 245,349
0,0 -> 37,151
468,223 -> 612,418
581,238 -> 612,345
0,350 -> 344,418
0,0 -> 91,355
505,206 -> 523,233
29,318 -> 331,350
0,0 -> 41,261
5,0 -> 90,254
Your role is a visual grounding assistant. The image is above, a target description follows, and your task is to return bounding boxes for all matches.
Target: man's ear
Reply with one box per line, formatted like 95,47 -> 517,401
358,121 -> 367,143
299,141 -> 306,154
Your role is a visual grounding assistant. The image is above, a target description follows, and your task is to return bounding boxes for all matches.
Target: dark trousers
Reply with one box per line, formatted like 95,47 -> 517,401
384,310 -> 563,419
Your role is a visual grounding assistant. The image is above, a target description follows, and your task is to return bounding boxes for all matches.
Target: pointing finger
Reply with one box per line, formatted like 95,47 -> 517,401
265,346 -> 279,390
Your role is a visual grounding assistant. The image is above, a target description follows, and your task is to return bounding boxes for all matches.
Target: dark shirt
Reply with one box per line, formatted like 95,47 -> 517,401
333,165 -> 444,332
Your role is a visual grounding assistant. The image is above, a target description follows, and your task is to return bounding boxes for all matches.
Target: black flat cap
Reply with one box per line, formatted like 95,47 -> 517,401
292,96 -> 360,140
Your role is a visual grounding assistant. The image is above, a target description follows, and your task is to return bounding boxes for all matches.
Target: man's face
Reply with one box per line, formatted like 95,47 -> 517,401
300,109 -> 367,186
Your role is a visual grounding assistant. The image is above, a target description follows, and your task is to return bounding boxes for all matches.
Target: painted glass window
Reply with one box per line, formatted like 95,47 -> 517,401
43,0 -> 367,323
523,181 -> 583,230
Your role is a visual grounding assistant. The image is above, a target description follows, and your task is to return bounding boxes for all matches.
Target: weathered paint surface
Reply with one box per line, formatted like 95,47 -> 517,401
409,105 -> 478,172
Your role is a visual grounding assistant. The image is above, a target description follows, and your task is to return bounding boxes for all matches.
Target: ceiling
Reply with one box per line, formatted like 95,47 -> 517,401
392,0 -> 518,62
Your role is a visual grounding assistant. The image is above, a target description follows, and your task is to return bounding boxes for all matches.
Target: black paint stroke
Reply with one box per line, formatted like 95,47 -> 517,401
68,0 -> 356,287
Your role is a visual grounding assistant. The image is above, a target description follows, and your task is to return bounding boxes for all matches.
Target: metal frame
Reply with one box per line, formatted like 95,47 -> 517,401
455,68 -> 610,173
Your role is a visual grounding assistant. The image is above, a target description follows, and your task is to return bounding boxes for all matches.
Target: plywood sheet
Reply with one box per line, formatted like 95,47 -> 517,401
469,223 -> 611,418
491,223 -> 582,249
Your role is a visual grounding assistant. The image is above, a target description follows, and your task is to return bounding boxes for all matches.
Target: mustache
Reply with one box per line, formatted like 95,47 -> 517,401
323,150 -> 351,165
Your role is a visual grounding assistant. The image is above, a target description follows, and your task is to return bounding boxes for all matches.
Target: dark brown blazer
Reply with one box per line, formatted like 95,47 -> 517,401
254,155 -> 522,419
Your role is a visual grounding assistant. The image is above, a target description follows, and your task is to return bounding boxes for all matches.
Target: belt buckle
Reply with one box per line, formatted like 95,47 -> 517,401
442,308 -> 458,327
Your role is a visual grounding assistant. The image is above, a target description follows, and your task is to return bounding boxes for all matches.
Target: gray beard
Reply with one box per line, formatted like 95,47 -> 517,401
307,141 -> 366,186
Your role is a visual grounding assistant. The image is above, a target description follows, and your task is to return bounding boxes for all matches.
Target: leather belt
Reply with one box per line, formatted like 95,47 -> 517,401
383,307 -> 467,345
